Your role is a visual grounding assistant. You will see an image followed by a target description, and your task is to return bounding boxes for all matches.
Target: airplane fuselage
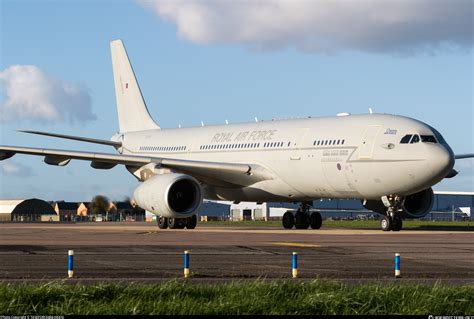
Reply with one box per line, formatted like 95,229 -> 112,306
2,39 -> 467,231
119,113 -> 455,203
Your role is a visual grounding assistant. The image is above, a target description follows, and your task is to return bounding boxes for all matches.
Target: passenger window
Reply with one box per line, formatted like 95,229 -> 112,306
400,135 -> 412,144
410,135 -> 420,144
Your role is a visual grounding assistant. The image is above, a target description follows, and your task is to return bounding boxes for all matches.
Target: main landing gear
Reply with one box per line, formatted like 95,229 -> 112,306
380,196 -> 403,232
157,214 -> 197,230
282,202 -> 322,230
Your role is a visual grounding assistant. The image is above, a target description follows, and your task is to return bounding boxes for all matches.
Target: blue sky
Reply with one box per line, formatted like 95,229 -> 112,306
0,0 -> 472,201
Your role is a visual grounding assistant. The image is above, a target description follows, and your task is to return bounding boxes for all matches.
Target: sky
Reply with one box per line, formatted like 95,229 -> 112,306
0,0 -> 473,202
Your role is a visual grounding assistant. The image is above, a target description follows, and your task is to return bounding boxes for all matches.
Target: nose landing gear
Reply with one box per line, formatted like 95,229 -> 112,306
381,196 -> 404,231
380,215 -> 402,231
282,202 -> 322,230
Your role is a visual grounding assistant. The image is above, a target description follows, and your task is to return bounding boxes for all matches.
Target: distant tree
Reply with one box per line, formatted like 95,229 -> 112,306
90,195 -> 109,216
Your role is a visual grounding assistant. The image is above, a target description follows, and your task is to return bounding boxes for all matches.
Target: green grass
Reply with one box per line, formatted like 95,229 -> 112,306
0,280 -> 472,315
200,219 -> 472,231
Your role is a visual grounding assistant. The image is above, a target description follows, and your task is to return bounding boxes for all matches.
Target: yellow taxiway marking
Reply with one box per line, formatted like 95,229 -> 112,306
270,242 -> 321,248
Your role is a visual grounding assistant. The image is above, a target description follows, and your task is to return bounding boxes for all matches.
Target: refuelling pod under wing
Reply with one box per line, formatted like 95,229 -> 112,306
362,188 -> 434,219
133,173 -> 202,218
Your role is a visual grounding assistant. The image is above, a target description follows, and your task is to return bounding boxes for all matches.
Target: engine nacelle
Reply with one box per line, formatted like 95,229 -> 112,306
362,188 -> 434,219
402,188 -> 434,218
134,173 -> 202,218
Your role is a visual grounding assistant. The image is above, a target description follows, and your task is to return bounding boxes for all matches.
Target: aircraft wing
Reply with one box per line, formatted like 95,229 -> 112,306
0,145 -> 273,187
455,153 -> 474,159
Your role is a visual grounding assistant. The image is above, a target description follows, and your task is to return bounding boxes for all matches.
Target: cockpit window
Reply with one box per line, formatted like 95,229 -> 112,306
421,135 -> 437,143
400,134 -> 412,144
410,134 -> 420,144
426,125 -> 447,144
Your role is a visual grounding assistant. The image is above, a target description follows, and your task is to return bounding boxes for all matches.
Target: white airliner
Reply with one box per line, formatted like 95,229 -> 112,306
1,40 -> 472,231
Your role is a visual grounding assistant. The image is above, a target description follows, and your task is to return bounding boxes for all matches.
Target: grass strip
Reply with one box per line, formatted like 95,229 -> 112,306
1,280 -> 472,315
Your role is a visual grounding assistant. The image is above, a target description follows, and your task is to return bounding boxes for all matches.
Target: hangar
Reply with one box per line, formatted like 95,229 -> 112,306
0,199 -> 23,221
10,198 -> 58,222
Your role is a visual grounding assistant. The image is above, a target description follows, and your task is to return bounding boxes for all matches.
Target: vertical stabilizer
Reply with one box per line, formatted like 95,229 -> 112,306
110,39 -> 160,132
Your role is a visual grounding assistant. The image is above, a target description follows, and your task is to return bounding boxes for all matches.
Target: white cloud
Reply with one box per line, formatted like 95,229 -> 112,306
0,65 -> 96,123
0,161 -> 34,178
139,0 -> 473,54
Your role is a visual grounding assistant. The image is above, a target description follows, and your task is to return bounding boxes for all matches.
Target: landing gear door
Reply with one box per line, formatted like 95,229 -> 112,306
358,125 -> 381,159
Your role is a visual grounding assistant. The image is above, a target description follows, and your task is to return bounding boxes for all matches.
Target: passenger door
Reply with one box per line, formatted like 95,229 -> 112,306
358,125 -> 381,159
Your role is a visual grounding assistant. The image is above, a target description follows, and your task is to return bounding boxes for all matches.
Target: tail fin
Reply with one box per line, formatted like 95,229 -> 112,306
110,39 -> 160,132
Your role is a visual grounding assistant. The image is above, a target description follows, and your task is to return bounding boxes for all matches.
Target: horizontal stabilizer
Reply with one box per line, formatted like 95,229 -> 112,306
18,130 -> 121,147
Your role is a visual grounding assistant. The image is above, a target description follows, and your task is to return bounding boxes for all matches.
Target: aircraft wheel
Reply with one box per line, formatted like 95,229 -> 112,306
380,216 -> 392,231
391,217 -> 403,231
168,218 -> 177,229
158,216 -> 168,229
177,218 -> 187,229
295,212 -> 310,229
186,215 -> 197,229
282,211 -> 295,229
310,212 -> 322,229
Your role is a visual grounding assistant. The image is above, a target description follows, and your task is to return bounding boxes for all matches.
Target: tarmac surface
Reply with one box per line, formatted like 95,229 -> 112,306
0,222 -> 473,284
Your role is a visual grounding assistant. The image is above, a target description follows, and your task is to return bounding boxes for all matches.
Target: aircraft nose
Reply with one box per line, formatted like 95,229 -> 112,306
429,145 -> 455,179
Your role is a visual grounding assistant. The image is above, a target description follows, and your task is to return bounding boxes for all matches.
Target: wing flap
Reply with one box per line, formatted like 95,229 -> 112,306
44,155 -> 71,166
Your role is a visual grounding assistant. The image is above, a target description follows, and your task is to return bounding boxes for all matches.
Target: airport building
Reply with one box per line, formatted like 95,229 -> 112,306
0,191 -> 472,222
198,201 -> 231,221
10,198 -> 58,222
0,199 -> 23,222
0,199 -> 146,222
225,191 -> 474,221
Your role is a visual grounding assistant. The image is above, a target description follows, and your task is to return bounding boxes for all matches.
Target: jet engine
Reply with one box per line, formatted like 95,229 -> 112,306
362,188 -> 434,219
134,173 -> 202,218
